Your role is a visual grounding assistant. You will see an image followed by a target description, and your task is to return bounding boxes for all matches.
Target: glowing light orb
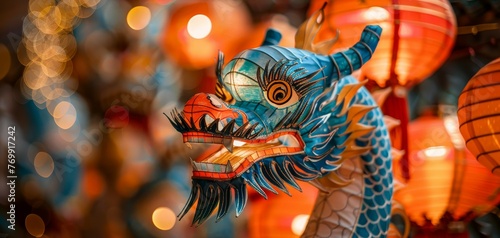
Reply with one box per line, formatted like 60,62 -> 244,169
187,14 -> 212,39
152,207 -> 176,231
25,214 -> 45,237
291,214 -> 310,236
127,6 -> 151,30
34,152 -> 54,178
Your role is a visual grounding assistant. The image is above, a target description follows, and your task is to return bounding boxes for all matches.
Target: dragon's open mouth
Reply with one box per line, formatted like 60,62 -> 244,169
167,109 -> 305,180
167,108 -> 309,225
185,130 -> 305,180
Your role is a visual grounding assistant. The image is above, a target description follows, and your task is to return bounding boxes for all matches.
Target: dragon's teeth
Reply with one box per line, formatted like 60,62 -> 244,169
190,158 -> 198,170
226,160 -> 233,172
223,137 -> 234,152
218,120 -> 224,131
205,115 -> 214,124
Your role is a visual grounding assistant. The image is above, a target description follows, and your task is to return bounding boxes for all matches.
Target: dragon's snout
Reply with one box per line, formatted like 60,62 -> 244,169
183,93 -> 243,131
171,93 -> 263,152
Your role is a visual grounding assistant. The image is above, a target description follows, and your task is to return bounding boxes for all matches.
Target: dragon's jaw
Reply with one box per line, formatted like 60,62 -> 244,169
177,130 -> 311,226
184,131 -> 305,180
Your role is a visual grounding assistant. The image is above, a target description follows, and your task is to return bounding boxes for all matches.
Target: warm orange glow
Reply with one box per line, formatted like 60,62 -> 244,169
394,116 -> 500,225
241,15 -> 297,50
249,181 -> 317,238
187,14 -> 212,39
21,0 -> 86,110
161,0 -> 251,69
53,101 -> 77,129
81,0 -> 100,8
458,58 -> 500,176
34,152 -> 54,178
152,207 -> 176,231
291,214 -> 310,236
309,0 -> 457,87
421,146 -> 449,160
83,168 -> 105,199
127,6 -> 151,30
363,7 -> 389,21
25,214 -> 45,237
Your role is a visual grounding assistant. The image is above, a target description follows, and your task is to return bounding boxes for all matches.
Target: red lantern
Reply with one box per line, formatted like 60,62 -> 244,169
309,0 -> 457,180
458,58 -> 500,176
394,116 -> 500,227
309,0 -> 456,87
160,0 -> 251,69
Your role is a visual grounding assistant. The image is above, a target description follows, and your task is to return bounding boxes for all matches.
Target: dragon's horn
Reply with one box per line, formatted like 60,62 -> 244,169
327,25 -> 382,85
325,25 -> 382,86
295,2 -> 382,87
261,28 -> 282,46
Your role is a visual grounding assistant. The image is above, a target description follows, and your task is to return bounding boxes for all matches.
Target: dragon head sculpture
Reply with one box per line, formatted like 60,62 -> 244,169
167,6 -> 390,230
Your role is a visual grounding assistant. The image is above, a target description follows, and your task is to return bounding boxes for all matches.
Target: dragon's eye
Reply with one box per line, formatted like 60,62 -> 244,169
265,80 -> 300,108
257,59 -> 323,109
267,80 -> 292,105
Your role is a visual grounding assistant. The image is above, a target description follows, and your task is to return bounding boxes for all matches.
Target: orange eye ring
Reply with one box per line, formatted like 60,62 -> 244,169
267,80 -> 292,105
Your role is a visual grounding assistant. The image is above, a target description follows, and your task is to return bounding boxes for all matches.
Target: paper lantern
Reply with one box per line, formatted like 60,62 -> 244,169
393,116 -> 500,226
160,0 -> 251,69
458,58 -> 500,176
249,181 -> 317,238
309,0 -> 457,87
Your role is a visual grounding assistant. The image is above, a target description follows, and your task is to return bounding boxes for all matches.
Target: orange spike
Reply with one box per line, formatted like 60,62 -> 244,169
340,145 -> 372,159
295,2 -> 338,54
391,148 -> 405,161
337,81 -> 368,116
345,104 -> 376,125
371,87 -> 392,107
384,115 -> 401,131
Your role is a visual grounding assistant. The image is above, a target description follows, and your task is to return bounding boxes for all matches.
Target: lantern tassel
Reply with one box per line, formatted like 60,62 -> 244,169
381,90 -> 410,181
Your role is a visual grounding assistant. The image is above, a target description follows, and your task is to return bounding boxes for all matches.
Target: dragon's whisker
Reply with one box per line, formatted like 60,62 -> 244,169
178,182 -> 199,220
261,161 -> 290,196
215,183 -> 232,222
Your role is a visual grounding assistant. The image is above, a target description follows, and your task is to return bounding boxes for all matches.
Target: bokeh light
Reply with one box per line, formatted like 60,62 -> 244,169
81,0 -> 101,8
21,0 -> 88,112
421,146 -> 450,160
25,214 -> 45,237
34,152 -> 55,178
291,214 -> 309,236
104,105 -> 129,128
83,168 -> 105,199
152,207 -> 176,231
53,101 -> 77,129
187,14 -> 212,39
127,6 -> 151,30
362,7 -> 390,21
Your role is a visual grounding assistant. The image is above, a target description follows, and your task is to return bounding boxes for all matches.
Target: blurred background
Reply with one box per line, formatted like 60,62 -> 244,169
0,0 -> 500,237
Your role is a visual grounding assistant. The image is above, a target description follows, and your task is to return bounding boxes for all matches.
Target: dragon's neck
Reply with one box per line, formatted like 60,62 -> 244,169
302,80 -> 394,238
303,155 -> 365,238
